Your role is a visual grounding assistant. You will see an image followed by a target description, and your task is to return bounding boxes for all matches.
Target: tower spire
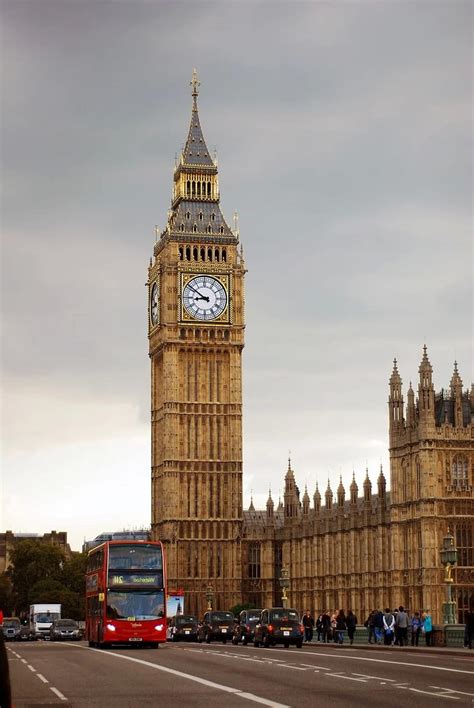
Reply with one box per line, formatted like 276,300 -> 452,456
190,68 -> 200,106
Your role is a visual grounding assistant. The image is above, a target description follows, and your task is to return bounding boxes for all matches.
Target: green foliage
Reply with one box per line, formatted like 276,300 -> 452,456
7,542 -> 87,619
0,574 -> 15,616
229,602 -> 255,617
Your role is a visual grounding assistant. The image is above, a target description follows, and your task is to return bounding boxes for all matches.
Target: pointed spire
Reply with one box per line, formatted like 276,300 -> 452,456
337,475 -> 345,507
302,485 -> 310,515
325,479 -> 333,509
248,493 -> 255,512
450,361 -> 463,394
363,467 -> 372,503
390,358 -> 401,384
266,488 -> 274,519
181,69 -> 214,167
313,481 -> 321,512
350,472 -> 358,505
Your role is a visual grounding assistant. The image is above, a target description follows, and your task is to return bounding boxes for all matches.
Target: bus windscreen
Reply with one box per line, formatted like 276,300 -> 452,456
106,590 -> 165,620
108,544 -> 163,570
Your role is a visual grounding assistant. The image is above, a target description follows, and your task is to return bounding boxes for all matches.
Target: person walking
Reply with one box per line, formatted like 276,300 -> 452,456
383,608 -> 395,646
346,610 -> 358,645
316,613 -> 323,642
395,606 -> 409,647
422,610 -> 433,646
321,610 -> 332,643
335,609 -> 347,645
302,610 -> 314,643
373,608 -> 384,645
410,611 -> 422,646
464,608 -> 474,649
365,610 -> 376,644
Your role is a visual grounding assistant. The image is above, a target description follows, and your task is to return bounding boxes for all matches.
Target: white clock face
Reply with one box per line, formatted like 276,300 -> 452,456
150,282 -> 159,326
182,275 -> 227,321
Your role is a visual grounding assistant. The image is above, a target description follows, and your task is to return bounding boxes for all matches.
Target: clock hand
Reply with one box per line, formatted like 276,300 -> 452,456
195,295 -> 210,302
188,284 -> 204,297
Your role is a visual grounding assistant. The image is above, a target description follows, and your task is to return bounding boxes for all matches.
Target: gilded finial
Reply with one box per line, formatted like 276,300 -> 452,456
154,225 -> 159,242
190,68 -> 200,102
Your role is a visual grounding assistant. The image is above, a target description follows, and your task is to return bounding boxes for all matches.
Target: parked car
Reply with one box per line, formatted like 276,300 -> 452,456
254,608 -> 303,648
232,609 -> 262,645
168,615 -> 200,642
197,611 -> 235,644
50,619 -> 81,641
1,618 -> 21,641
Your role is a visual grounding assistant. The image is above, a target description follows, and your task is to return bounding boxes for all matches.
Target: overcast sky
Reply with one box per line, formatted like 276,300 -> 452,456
1,0 -> 472,551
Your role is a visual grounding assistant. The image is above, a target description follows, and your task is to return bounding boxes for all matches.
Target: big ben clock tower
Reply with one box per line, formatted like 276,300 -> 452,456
148,71 -> 245,614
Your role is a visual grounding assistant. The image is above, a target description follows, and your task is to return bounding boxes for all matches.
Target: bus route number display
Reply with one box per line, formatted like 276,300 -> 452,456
108,572 -> 161,587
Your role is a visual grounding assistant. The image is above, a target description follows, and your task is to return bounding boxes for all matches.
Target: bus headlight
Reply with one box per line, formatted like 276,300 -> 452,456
106,624 -> 116,631
154,624 -> 164,631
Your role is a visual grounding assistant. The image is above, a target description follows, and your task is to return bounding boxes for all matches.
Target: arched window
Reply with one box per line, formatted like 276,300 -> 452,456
211,213 -> 215,221
186,246 -> 191,261
179,246 -> 183,260
200,247 -> 205,260
193,247 -> 198,260
192,181 -> 196,196
220,226 -> 224,234
186,211 -> 190,220
207,225 -> 212,234
199,212 -> 203,221
215,248 -> 219,262
207,182 -> 211,197
197,182 -> 201,196
180,224 -> 185,232
192,224 -> 197,233
207,248 -> 213,261
222,249 -> 227,262
186,180 -> 190,196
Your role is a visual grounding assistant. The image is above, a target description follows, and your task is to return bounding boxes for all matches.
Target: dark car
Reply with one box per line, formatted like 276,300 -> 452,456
232,609 -> 262,645
1,618 -> 21,641
254,608 -> 303,648
197,611 -> 235,644
50,619 -> 81,641
169,614 -> 200,642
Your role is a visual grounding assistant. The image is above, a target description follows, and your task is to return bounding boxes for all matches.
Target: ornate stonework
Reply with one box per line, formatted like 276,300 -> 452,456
150,75 -> 473,621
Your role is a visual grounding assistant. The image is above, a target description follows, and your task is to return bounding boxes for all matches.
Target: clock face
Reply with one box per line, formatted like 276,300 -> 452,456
182,274 -> 228,321
150,282 -> 159,326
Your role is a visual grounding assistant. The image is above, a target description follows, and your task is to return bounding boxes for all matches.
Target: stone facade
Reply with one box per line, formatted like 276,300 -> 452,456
150,75 -> 473,621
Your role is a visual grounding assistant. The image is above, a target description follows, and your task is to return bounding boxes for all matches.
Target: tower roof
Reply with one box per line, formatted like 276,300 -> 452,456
419,344 -> 433,374
181,69 -> 214,168
450,361 -> 463,393
389,358 -> 402,385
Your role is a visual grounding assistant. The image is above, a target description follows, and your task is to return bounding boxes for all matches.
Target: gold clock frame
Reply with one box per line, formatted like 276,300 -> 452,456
179,271 -> 231,324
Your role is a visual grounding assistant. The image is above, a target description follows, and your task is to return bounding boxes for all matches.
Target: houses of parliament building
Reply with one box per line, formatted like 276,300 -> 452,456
148,73 -> 473,622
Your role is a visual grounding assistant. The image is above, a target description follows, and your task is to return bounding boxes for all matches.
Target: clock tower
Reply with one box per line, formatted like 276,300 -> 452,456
148,72 -> 245,614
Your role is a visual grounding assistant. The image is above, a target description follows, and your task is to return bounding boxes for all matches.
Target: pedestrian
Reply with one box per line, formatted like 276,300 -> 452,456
302,610 -> 314,643
346,610 -> 357,645
365,610 -> 376,644
331,612 -> 338,642
464,608 -> 474,649
395,606 -> 409,647
422,610 -> 433,647
0,632 -> 12,708
410,611 -> 422,646
373,608 -> 384,644
335,609 -> 346,644
392,608 -> 399,645
316,613 -> 323,642
321,610 -> 332,643
383,608 -> 395,646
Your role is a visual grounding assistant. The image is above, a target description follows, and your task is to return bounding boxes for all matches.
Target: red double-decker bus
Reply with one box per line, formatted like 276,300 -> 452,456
85,540 -> 167,648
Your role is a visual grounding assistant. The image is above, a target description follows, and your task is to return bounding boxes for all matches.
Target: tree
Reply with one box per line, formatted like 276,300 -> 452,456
229,602 -> 255,617
0,574 -> 14,616
7,540 -> 65,614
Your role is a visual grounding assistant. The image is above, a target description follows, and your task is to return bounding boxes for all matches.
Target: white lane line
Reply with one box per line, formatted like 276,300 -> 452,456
279,665 -> 307,671
408,688 -> 459,700
27,664 -> 36,672
272,649 -> 474,675
352,673 -> 396,682
300,663 -> 331,670
327,674 -> 367,683
50,687 -> 68,701
20,658 -> 28,664
36,673 -> 49,684
430,687 -> 474,698
69,644 -> 290,708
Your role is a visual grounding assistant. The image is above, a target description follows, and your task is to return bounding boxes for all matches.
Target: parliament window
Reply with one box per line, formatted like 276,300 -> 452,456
452,455 -> 469,490
455,521 -> 473,567
248,542 -> 261,579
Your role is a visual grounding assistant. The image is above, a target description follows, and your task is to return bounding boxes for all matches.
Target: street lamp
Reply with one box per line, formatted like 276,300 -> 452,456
279,566 -> 290,609
205,585 -> 214,611
440,529 -> 458,624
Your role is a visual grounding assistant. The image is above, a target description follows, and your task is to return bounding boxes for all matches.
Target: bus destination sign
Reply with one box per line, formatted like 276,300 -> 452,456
108,572 -> 162,587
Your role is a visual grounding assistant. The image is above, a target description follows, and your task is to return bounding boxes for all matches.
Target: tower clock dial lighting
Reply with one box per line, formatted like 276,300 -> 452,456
182,274 -> 227,321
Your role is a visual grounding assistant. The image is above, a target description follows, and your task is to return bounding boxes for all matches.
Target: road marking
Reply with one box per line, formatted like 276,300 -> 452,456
300,663 -> 331,670
27,664 -> 36,672
408,688 -> 459,700
274,649 -> 474,675
20,658 -> 28,664
36,673 -> 49,684
430,687 -> 474,698
69,644 -> 290,708
352,673 -> 396,682
279,665 -> 307,671
327,674 -> 367,683
50,687 -> 68,701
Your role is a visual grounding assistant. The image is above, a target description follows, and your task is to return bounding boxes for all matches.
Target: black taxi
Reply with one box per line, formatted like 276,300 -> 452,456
253,608 -> 303,648
197,611 -> 235,644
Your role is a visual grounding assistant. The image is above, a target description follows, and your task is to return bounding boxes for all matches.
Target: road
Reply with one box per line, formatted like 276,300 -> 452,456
6,640 -> 474,707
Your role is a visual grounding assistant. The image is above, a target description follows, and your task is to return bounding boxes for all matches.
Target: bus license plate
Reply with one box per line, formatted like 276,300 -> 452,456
283,631 -> 290,636
185,630 -> 190,634
129,637 -> 143,642
221,628 -> 227,633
